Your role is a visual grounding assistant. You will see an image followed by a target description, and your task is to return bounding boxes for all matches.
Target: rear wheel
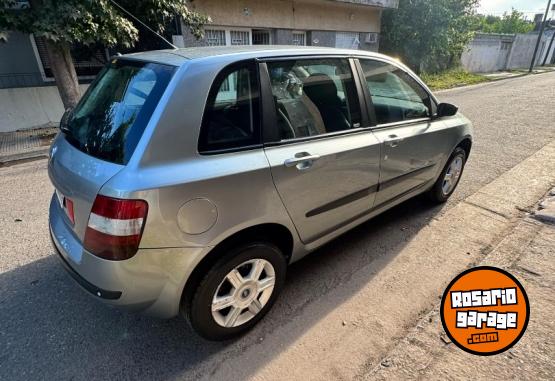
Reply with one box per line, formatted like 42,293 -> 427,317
428,147 -> 466,203
187,242 -> 286,341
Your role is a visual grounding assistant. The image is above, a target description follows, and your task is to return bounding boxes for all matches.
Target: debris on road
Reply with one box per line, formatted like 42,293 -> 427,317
380,359 -> 392,368
533,187 -> 555,224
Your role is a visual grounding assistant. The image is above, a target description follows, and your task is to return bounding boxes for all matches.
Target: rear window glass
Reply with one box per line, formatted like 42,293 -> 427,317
62,59 -> 175,164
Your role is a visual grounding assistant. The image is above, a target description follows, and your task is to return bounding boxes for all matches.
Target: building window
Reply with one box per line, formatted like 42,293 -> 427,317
364,33 -> 379,44
230,30 -> 251,45
335,32 -> 360,49
203,28 -> 254,47
252,29 -> 271,45
205,29 -> 226,46
292,31 -> 306,46
33,36 -> 108,80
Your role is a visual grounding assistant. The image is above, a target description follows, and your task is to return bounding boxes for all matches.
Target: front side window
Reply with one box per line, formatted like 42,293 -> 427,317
63,59 -> 175,164
267,58 -> 360,140
359,59 -> 431,125
199,62 -> 260,152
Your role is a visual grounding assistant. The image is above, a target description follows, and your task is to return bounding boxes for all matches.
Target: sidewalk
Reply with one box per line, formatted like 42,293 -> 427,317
481,66 -> 555,80
365,189 -> 555,380
0,127 -> 57,166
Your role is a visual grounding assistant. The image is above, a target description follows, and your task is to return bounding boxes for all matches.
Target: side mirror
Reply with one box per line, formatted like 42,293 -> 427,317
436,103 -> 458,118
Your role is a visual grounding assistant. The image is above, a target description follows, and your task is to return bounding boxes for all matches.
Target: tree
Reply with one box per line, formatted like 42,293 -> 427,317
380,0 -> 479,74
0,0 -> 210,109
471,9 -> 535,34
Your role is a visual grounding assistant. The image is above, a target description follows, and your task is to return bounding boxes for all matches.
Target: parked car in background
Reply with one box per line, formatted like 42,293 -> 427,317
48,46 -> 472,340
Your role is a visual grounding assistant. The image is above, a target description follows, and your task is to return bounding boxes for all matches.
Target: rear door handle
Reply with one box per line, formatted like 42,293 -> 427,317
284,152 -> 320,170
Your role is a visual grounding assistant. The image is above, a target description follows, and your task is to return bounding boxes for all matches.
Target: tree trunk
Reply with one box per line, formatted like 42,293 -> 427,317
28,0 -> 80,109
45,39 -> 81,109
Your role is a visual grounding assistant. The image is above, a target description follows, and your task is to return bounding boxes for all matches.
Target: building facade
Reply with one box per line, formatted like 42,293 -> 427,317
0,0 -> 397,132
177,0 -> 398,51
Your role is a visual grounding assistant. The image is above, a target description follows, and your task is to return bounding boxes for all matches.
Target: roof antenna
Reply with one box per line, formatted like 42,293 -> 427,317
109,0 -> 178,50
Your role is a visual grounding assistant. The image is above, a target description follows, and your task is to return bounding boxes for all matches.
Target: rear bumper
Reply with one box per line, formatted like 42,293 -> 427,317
49,195 -> 207,318
50,233 -> 122,300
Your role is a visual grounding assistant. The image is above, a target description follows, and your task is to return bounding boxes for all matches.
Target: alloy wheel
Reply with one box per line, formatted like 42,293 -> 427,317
211,258 -> 276,328
442,155 -> 464,195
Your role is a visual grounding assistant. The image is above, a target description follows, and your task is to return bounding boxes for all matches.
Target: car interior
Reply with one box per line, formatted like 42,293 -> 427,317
269,60 -> 354,140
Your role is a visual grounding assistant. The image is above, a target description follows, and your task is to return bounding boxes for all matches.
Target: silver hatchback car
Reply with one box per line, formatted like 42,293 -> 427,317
49,46 -> 472,340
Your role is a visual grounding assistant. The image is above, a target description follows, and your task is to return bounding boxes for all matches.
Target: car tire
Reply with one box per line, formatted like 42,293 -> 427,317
427,147 -> 467,203
187,242 -> 287,341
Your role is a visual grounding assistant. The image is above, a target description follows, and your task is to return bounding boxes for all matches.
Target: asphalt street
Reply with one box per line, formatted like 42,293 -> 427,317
1,72 -> 554,380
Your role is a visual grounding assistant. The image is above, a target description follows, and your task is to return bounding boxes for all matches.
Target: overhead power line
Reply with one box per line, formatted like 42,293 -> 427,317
109,0 -> 177,50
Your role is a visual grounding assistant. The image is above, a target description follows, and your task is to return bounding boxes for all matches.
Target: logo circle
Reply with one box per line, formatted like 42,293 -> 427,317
440,266 -> 529,356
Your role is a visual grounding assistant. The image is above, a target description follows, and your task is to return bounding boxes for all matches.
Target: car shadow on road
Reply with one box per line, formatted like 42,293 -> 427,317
0,196 -> 446,381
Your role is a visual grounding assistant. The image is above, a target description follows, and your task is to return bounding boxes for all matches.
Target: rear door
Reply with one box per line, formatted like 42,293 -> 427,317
356,58 -> 450,207
261,57 -> 381,244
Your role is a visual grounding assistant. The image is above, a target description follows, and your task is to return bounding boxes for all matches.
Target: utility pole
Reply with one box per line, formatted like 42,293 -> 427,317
542,20 -> 555,65
530,0 -> 552,72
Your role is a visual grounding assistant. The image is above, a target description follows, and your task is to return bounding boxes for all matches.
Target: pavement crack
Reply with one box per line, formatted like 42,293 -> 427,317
463,200 -> 512,220
514,265 -> 542,277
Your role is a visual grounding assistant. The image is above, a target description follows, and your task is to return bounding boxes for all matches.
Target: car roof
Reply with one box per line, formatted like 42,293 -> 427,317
121,45 -> 394,66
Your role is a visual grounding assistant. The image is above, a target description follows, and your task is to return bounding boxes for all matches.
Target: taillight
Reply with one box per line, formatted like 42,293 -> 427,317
84,195 -> 148,261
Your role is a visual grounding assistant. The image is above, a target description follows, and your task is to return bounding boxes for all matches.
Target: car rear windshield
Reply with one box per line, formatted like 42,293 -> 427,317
62,59 -> 175,164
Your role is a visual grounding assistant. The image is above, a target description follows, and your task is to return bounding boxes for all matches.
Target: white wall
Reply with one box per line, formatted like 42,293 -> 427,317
461,35 -> 512,73
462,31 -> 555,73
507,33 -> 541,69
0,85 -> 88,132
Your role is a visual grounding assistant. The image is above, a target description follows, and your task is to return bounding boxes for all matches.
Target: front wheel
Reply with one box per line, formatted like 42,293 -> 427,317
427,147 -> 467,203
187,242 -> 286,341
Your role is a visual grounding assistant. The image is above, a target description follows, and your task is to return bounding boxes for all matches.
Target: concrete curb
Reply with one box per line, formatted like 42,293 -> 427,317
0,146 -> 50,167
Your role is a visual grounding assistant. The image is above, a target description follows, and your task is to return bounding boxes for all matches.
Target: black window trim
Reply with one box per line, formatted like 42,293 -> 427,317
198,59 -> 263,155
354,57 -> 439,130
258,55 -> 371,146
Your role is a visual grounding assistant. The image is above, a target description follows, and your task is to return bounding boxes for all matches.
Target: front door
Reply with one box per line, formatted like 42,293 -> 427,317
357,58 -> 451,207
262,57 -> 381,243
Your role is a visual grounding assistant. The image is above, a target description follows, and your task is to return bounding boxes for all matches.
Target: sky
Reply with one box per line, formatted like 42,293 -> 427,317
478,0 -> 553,19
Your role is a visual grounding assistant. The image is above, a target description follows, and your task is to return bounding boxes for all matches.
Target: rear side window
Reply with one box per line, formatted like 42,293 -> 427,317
267,58 -> 360,141
63,59 -> 175,164
199,62 -> 260,152
359,59 -> 432,125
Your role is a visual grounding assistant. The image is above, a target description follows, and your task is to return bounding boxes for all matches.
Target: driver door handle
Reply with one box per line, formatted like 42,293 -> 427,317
385,134 -> 403,148
284,152 -> 320,170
